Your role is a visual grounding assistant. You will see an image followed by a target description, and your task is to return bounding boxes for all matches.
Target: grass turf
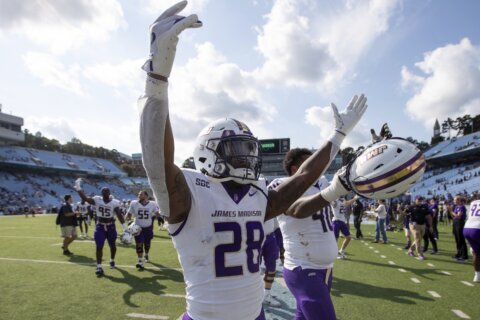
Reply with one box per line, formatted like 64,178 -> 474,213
0,215 -> 477,320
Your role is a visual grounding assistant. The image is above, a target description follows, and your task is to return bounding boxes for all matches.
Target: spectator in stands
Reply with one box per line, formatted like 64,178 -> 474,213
58,195 -> 77,255
451,196 -> 469,261
407,196 -> 432,260
372,199 -> 388,244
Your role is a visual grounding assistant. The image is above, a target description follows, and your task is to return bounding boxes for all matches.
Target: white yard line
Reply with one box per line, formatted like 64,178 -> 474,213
427,291 -> 441,298
451,310 -> 471,319
388,261 -> 395,265
126,313 -> 169,319
398,268 -> 407,273
427,263 -> 435,267
461,281 -> 474,287
0,257 -> 183,271
374,250 -> 379,253
410,277 -> 421,283
380,255 -> 386,259
441,271 -> 452,276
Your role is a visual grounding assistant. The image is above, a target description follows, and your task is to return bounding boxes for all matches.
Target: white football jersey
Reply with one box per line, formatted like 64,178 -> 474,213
76,202 -> 89,217
332,198 -> 347,222
167,169 -> 267,320
92,196 -> 120,220
465,200 -> 480,229
270,176 -> 337,270
128,200 -> 159,228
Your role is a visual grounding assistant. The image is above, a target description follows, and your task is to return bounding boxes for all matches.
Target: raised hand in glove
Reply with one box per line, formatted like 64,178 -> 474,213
331,94 -> 368,137
74,178 -> 83,192
142,0 -> 202,78
371,123 -> 392,143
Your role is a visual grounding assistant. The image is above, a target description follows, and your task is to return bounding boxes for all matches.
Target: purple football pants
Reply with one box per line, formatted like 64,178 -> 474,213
94,223 -> 117,250
262,233 -> 279,272
332,220 -> 350,239
464,228 -> 480,254
283,266 -> 336,320
135,225 -> 154,245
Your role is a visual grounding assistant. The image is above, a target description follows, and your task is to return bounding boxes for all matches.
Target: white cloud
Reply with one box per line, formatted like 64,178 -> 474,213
254,0 -> 402,92
23,52 -> 84,95
402,38 -> 480,128
25,117 -> 77,143
83,58 -> 145,93
0,0 -> 124,54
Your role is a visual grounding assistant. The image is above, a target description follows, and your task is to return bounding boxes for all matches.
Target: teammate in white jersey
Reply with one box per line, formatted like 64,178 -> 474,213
332,197 -> 353,259
126,190 -> 160,270
139,2 -> 367,319
74,184 -> 128,277
269,148 -> 338,320
75,200 -> 91,239
463,200 -> 480,282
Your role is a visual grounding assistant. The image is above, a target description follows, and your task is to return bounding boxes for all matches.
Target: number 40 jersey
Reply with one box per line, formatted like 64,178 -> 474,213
269,176 -> 338,271
167,169 -> 267,320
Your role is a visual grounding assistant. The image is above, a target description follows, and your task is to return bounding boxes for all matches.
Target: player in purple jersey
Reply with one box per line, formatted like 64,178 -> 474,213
74,182 -> 128,277
139,2 -> 367,319
451,196 -> 468,261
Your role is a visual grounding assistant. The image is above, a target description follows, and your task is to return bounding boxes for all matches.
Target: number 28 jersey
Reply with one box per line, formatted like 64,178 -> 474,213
167,169 -> 267,320
269,176 -> 337,270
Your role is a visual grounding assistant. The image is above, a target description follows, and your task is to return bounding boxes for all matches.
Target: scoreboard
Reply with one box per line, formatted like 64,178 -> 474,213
259,138 -> 290,154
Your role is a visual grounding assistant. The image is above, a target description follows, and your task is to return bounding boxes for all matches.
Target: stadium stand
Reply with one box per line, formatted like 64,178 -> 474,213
0,145 -> 138,215
410,131 -> 480,200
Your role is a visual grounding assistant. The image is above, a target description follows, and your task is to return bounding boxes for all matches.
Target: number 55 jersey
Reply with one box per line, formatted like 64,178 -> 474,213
167,169 -> 268,320
269,176 -> 338,270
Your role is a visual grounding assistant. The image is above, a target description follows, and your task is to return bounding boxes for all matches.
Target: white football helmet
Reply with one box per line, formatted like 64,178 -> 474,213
193,118 -> 262,184
120,232 -> 133,245
347,138 -> 426,199
127,222 -> 142,236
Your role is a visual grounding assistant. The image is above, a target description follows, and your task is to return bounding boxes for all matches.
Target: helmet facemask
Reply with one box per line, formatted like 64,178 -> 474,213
206,135 -> 262,184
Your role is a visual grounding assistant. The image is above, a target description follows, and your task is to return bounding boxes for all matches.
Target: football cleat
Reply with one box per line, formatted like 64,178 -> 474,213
109,261 -> 116,269
136,263 -> 145,271
473,273 -> 480,283
263,294 -> 281,307
144,255 -> 149,263
95,267 -> 104,277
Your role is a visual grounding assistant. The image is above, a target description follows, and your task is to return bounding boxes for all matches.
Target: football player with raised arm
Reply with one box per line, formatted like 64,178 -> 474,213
268,148 -> 338,320
75,200 -> 91,239
138,2 -> 367,319
125,190 -> 160,270
74,183 -> 128,277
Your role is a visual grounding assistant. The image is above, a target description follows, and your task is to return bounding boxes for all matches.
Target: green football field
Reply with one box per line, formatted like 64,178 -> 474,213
0,215 -> 478,320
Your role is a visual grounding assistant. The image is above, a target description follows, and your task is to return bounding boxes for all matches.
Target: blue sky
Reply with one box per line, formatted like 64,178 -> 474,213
1,0 -> 479,164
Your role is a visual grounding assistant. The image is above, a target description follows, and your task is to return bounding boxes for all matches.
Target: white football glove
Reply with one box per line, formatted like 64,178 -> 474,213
319,166 -> 351,202
331,94 -> 368,137
142,0 -> 202,78
74,178 -> 83,192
